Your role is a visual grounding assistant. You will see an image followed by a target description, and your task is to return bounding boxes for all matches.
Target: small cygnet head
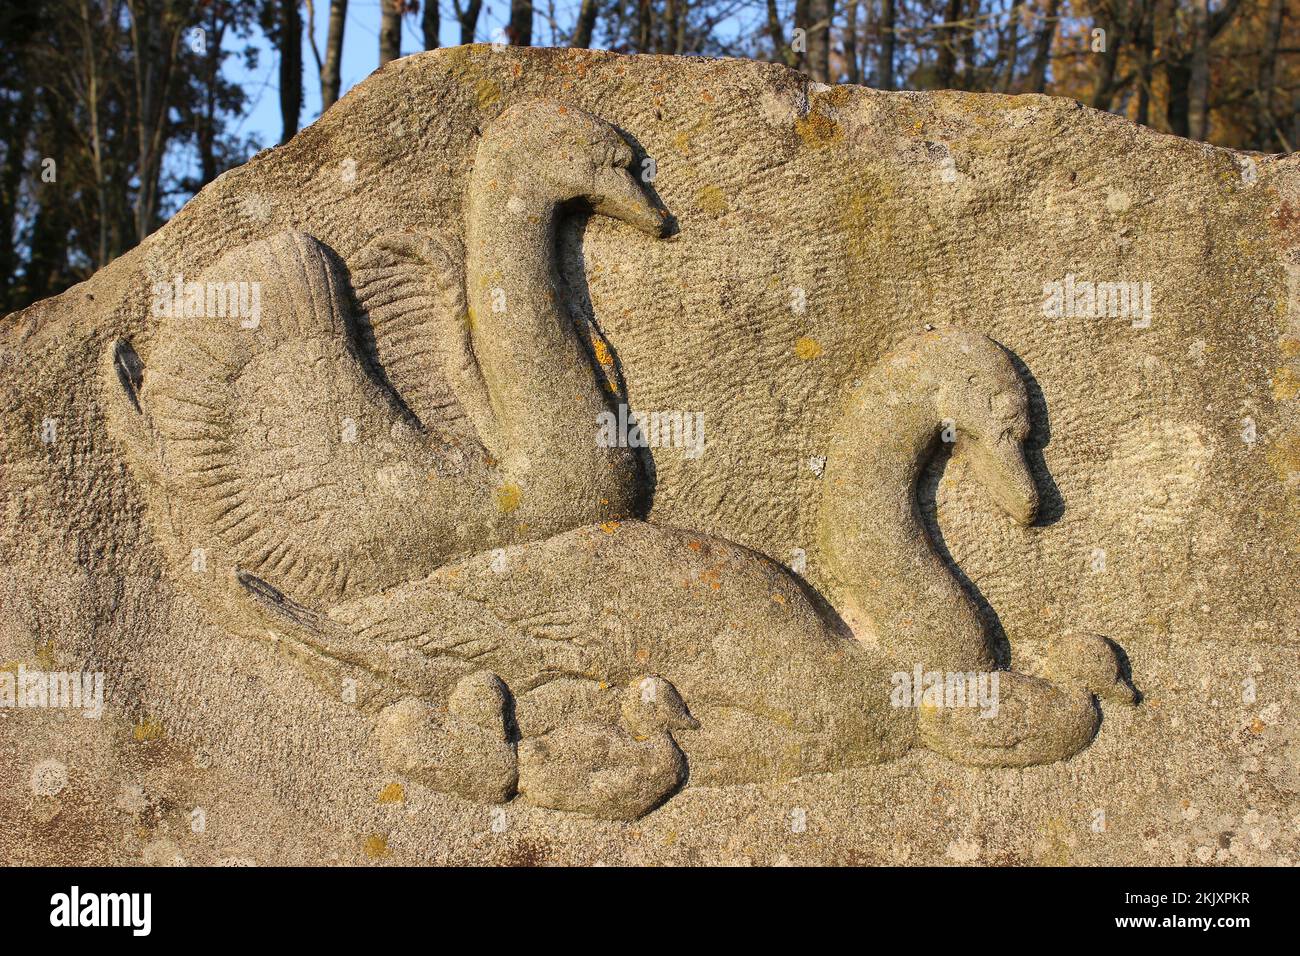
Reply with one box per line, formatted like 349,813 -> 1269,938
622,676 -> 700,740
1043,632 -> 1137,705
479,100 -> 668,237
921,331 -> 1039,526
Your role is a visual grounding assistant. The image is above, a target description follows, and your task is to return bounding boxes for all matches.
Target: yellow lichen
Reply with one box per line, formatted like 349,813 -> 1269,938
497,483 -> 522,513
795,110 -> 841,148
697,184 -> 727,215
794,336 -> 823,360
133,717 -> 164,742
377,782 -> 405,804
1272,366 -> 1300,401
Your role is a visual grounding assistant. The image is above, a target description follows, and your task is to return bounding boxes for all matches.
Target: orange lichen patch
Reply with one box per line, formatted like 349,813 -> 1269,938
377,782 -> 405,804
687,540 -> 703,552
497,483 -> 522,513
1249,717 -> 1267,734
598,520 -> 621,535
592,337 -> 614,367
698,567 -> 723,591
794,336 -> 824,360
697,184 -> 727,215
1272,366 -> 1300,401
635,647 -> 650,664
363,834 -> 391,858
133,717 -> 164,742
795,110 -> 841,148
771,592 -> 787,606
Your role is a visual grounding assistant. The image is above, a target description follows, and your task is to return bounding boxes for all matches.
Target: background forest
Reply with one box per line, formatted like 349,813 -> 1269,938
0,0 -> 1293,314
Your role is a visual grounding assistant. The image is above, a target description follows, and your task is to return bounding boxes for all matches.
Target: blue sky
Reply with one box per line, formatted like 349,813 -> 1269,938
229,1 -> 588,153
225,1 -> 757,155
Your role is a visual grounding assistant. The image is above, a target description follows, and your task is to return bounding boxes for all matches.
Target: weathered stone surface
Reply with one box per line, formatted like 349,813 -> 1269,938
1,45 -> 1297,864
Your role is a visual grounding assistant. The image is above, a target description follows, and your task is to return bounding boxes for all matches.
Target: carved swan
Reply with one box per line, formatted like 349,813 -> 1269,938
101,99 -> 1133,819
221,334 -> 1132,818
104,102 -> 664,604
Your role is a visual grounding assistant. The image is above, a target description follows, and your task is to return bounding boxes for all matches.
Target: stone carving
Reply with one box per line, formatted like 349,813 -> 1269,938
105,102 -> 663,607
8,47 -> 1294,861
105,160 -> 1132,818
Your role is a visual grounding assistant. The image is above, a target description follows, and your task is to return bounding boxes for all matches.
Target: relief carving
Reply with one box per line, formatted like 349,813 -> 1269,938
102,100 -> 1134,820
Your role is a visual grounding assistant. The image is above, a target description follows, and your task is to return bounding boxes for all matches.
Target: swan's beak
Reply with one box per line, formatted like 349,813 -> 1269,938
961,434 -> 1039,526
590,166 -> 668,237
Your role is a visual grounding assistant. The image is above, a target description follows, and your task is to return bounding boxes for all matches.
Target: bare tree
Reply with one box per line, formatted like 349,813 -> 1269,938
323,0 -> 347,108
1026,0 -> 1060,93
274,0 -> 302,142
423,0 -> 439,48
509,0 -> 533,44
452,0 -> 483,43
877,0 -> 896,88
380,0 -> 401,64
572,0 -> 600,46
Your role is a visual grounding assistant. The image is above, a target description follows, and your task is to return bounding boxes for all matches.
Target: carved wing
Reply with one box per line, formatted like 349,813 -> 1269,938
142,231 -> 438,600
350,233 -> 496,452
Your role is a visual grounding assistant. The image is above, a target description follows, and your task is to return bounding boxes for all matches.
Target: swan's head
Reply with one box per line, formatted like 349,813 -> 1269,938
478,101 -> 668,236
922,331 -> 1039,526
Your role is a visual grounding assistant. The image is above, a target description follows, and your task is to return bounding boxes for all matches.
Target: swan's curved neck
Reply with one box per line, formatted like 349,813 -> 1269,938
819,382 -> 994,672
465,160 -> 638,516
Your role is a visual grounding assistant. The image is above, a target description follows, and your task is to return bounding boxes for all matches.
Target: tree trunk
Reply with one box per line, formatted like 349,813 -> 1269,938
1026,0 -> 1060,93
1258,0 -> 1285,149
936,0 -> 962,88
572,0 -> 599,47
279,0 -> 302,142
998,0 -> 1025,91
808,0 -> 832,82
961,0 -> 979,87
793,0 -> 811,72
454,0 -> 483,44
508,0 -> 532,46
845,0 -> 860,84
1188,0 -> 1210,140
1135,0 -> 1154,126
876,0 -> 895,89
379,0 -> 401,65
322,0 -> 347,110
1090,0 -> 1122,111
766,0 -> 793,65
422,0 -> 439,49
